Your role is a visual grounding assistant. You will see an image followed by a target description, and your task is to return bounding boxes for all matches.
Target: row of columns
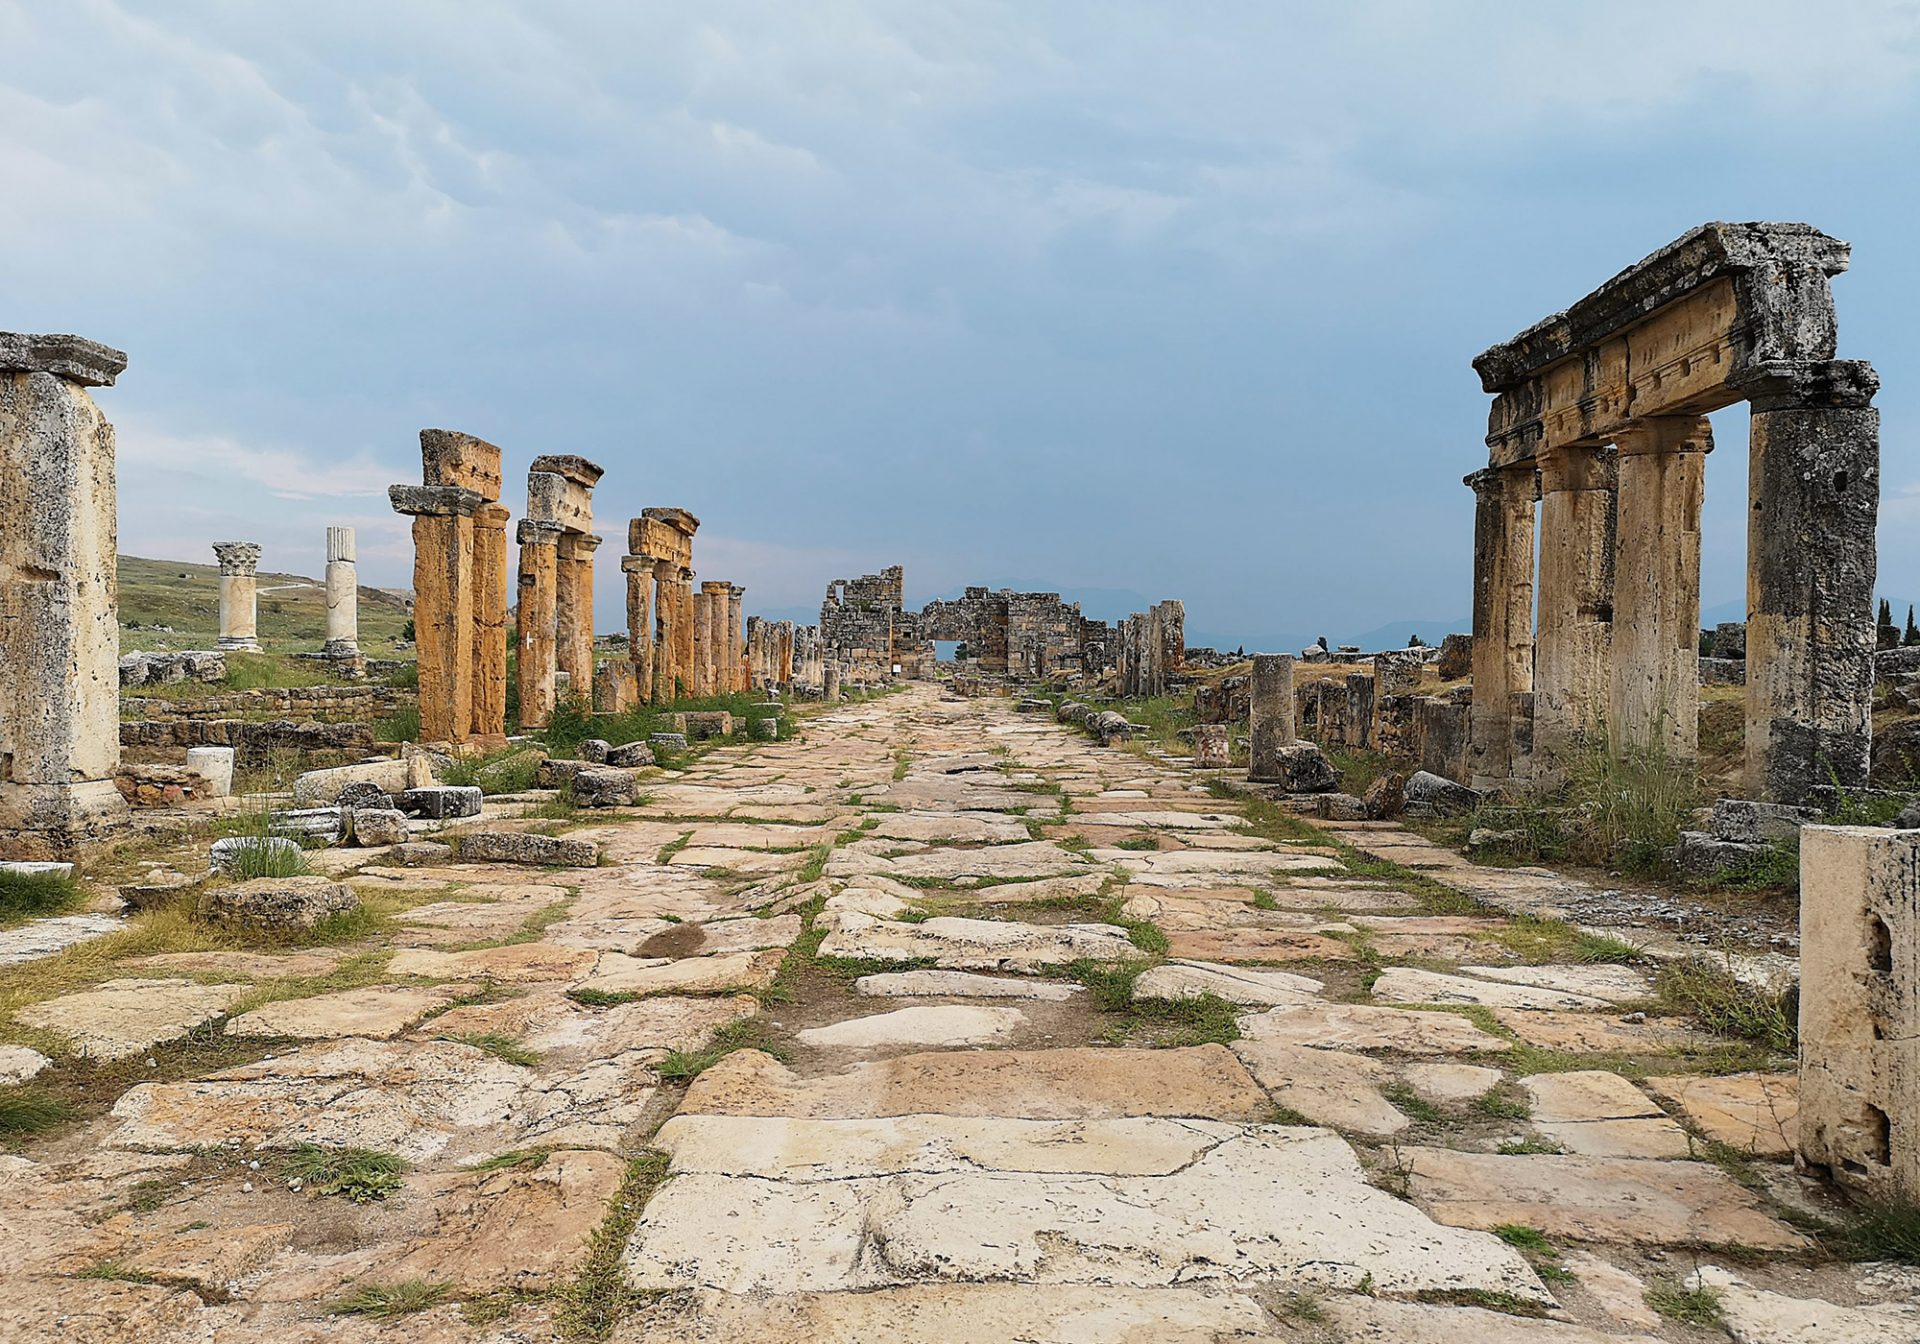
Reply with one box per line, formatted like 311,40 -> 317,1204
1467,363 -> 1878,802
209,529 -> 361,658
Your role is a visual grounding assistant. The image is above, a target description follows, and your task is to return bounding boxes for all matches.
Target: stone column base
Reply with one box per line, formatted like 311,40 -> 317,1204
217,637 -> 262,652
321,639 -> 361,658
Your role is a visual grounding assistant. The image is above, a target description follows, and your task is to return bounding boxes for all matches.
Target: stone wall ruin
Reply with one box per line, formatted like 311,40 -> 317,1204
1467,223 -> 1879,803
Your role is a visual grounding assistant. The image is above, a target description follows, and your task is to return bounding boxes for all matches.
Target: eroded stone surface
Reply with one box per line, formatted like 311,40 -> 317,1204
15,978 -> 246,1061
1645,1072 -> 1798,1159
1133,960 -> 1323,1005
225,985 -> 464,1040
796,1005 -> 1027,1050
1239,1002 -> 1512,1054
1231,1039 -> 1408,1137
818,912 -> 1136,972
853,970 -> 1082,1000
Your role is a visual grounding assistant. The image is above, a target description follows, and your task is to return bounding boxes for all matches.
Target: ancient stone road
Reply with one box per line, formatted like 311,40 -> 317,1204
3,685 -> 1914,1341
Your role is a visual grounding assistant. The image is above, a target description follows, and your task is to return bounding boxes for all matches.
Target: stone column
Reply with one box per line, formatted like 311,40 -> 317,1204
691,586 -> 714,697
0,332 -> 132,857
777,621 -> 795,686
470,504 -> 510,742
654,566 -> 692,701
1533,443 -> 1615,784
1737,361 -> 1880,802
392,486 -> 480,743
1466,466 -> 1537,790
1248,654 -> 1296,782
622,555 -> 655,703
824,662 -> 841,701
724,585 -> 746,692
212,541 -> 263,651
555,531 -> 598,697
322,526 -> 358,656
1609,417 -> 1709,763
516,521 -> 560,729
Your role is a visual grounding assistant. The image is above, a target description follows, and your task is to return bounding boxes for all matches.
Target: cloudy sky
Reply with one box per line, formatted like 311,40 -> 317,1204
6,1 -> 1919,648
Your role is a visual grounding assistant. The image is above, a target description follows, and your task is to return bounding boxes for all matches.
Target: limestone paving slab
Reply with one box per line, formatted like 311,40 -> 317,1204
866,813 -> 1032,843
826,839 -> 1095,883
680,1046 -> 1272,1120
1693,1265 -> 1920,1344
854,969 -> 1082,1000
632,913 -> 801,958
817,912 -> 1137,972
1460,963 -> 1656,1004
1644,1072 -> 1799,1159
422,990 -> 758,1059
1132,960 -> 1323,1006
796,1005 -> 1027,1050
609,1283 -> 1274,1344
1165,928 -> 1359,962
1521,1070 -> 1691,1159
574,948 -> 786,997
1230,1039 -> 1409,1137
1404,1148 -> 1808,1248
225,984 -> 466,1040
0,1044 -> 51,1084
1489,1008 -> 1709,1053
1400,1062 -> 1503,1105
123,950 -> 345,979
0,913 -> 123,966
387,942 -> 600,983
1373,967 -> 1613,1011
1238,1002 -> 1512,1054
14,978 -> 247,1062
1326,1297 -> 1662,1343
626,1125 -> 1545,1300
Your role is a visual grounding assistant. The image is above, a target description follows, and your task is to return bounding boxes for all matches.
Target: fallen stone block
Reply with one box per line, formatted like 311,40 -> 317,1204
349,807 -> 410,846
578,738 -> 612,763
1705,797 -> 1813,844
457,831 -> 600,868
749,717 -> 780,740
685,711 -> 734,740
1264,741 -> 1337,793
650,732 -> 690,751
183,745 -> 235,798
117,869 -> 194,912
198,876 -> 360,933
398,785 -> 483,819
605,740 -> 655,768
1672,830 -> 1769,879
572,765 -> 641,808
536,758 -> 585,790
390,840 -> 454,866
290,757 -> 422,808
268,807 -> 345,845
1402,769 -> 1479,817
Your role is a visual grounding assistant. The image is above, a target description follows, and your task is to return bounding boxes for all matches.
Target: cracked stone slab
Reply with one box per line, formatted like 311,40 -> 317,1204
866,813 -> 1033,843
625,1125 -> 1545,1300
1521,1071 -> 1690,1159
1404,1148 -> 1808,1249
14,978 -> 247,1062
1643,1073 -> 1798,1159
680,1046 -> 1272,1121
123,950 -> 346,979
826,839 -> 1096,883
796,1005 -> 1027,1050
632,913 -> 802,958
224,984 -> 469,1040
1326,1297 -> 1662,1343
1692,1265 -> 1920,1343
1133,960 -> 1323,1006
854,970 -> 1082,1001
387,943 -> 600,983
1231,1039 -> 1408,1137
1113,850 -> 1344,884
1165,928 -> 1359,962
1238,1003 -> 1512,1055
1400,1062 -> 1503,1105
609,1283 -> 1274,1343
423,991 -> 758,1060
1373,967 -> 1613,1011
574,948 -> 786,997
1489,1008 -> 1709,1053
0,913 -> 122,967
818,912 -> 1137,972
1459,964 -> 1655,1005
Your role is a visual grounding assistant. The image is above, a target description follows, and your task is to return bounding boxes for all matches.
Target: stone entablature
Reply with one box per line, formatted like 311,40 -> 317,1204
623,507 -> 740,703
0,331 -> 132,856
1466,223 -> 1878,802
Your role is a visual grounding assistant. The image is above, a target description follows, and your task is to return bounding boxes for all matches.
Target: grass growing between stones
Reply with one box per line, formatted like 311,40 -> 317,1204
1107,992 -> 1241,1048
448,1032 -> 541,1067
277,1145 -> 409,1203
441,746 -> 543,795
1486,915 -> 1645,966
655,1017 -> 789,1079
0,1086 -> 73,1137
1643,1279 -> 1724,1325
1835,1199 -> 1920,1263
0,868 -> 83,929
1655,957 -> 1798,1055
556,1151 -> 671,1341
330,1280 -> 453,1318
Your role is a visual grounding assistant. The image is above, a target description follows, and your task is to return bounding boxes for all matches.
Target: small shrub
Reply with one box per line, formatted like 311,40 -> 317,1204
220,835 -> 311,880
1564,726 -> 1697,872
374,705 -> 421,743
331,1281 -> 451,1318
386,662 -> 420,690
277,1145 -> 408,1203
1838,1199 -> 1920,1263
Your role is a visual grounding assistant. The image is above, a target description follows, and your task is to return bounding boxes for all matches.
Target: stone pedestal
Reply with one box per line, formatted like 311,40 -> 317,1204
1798,825 -> 1918,1203
322,526 -> 359,656
0,332 -> 132,857
1533,444 -> 1615,784
212,541 -> 263,651
1248,654 -> 1295,783
1610,417 -> 1708,762
1738,362 -> 1880,803
516,522 -> 560,729
1466,466 -> 1537,790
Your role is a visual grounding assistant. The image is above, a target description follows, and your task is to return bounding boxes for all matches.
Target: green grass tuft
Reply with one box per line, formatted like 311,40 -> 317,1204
0,869 -> 82,926
1643,1280 -> 1723,1325
331,1280 -> 453,1318
277,1145 -> 409,1203
0,1087 -> 73,1136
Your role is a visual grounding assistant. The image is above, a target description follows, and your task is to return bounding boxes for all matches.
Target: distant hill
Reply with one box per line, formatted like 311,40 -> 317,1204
117,555 -> 413,654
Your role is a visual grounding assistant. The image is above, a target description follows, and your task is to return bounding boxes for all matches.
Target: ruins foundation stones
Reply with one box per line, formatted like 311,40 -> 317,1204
0,332 -> 132,857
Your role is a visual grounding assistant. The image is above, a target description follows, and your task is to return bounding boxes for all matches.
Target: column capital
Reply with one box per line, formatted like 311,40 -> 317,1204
1730,358 -> 1879,412
1463,463 -> 1541,501
391,484 -> 481,518
1537,442 -> 1614,495
516,518 -> 563,546
472,502 -> 511,530
620,554 -> 653,574
325,526 -> 356,563
211,541 -> 262,575
1613,415 -> 1713,456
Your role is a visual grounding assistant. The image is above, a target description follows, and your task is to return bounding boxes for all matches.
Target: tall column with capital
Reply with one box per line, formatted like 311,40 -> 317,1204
470,504 -> 510,741
322,527 -> 359,657
212,542 -> 263,651
1609,417 -> 1708,762
623,555 -> 655,703
516,521 -> 560,728
1532,443 -> 1614,785
1737,360 -> 1880,801
1465,465 -> 1538,790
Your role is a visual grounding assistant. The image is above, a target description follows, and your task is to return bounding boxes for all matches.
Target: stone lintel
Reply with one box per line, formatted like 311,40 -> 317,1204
527,471 -> 593,531
1475,222 -> 1849,393
1613,415 -> 1713,456
210,542 -> 262,574
0,331 -> 128,387
640,506 -> 700,536
1729,359 -> 1880,412
419,429 -> 503,501
620,554 -> 653,574
628,514 -> 693,565
390,484 -> 482,518
528,454 -> 605,488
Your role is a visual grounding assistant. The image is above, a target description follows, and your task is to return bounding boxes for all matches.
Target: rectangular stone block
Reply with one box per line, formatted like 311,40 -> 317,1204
1798,825 -> 1919,1203
419,428 -> 502,501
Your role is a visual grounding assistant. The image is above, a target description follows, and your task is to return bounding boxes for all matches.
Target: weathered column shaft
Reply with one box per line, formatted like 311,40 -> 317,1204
412,511 -> 475,742
676,574 -> 698,696
1742,361 -> 1880,801
725,587 -> 745,692
1465,466 -> 1537,788
1248,654 -> 1296,782
622,556 -> 655,704
655,569 -> 693,700
1533,444 -> 1615,782
516,524 -> 560,728
212,541 -> 263,651
691,588 -> 714,698
555,532 -> 597,691
470,505 -> 510,740
1610,418 -> 1708,762
0,334 -> 132,856
323,526 -> 358,654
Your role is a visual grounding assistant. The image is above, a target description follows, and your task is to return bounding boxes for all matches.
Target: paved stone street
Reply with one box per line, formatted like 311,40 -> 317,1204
2,685 -> 1911,1342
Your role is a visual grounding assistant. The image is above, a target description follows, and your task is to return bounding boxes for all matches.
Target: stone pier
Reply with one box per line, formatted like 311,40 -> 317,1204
1248,654 -> 1295,783
516,455 -> 603,725
626,508 -> 699,703
1468,223 -> 1879,802
322,526 -> 359,657
391,429 -> 507,746
1798,825 -> 1919,1203
0,332 -> 133,857
211,541 -> 263,651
